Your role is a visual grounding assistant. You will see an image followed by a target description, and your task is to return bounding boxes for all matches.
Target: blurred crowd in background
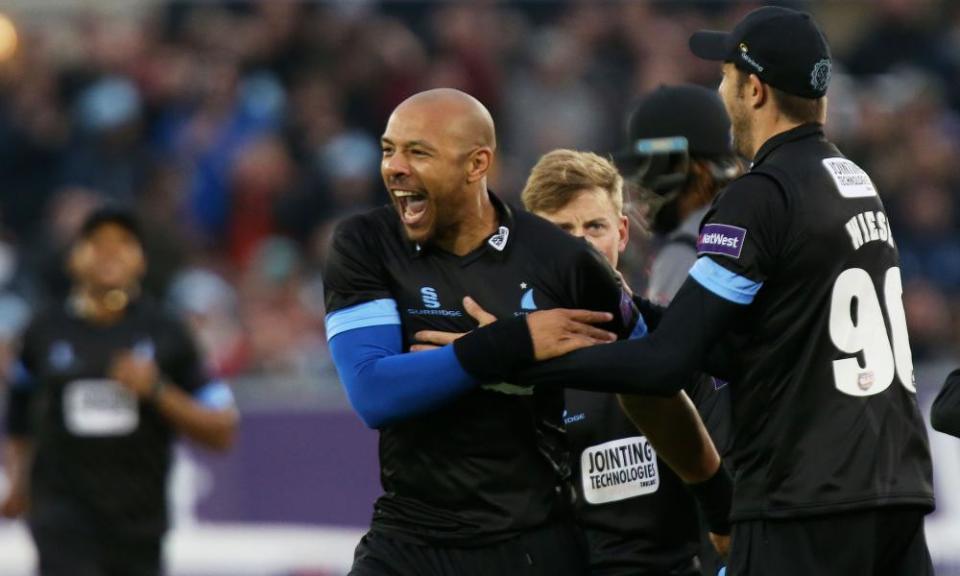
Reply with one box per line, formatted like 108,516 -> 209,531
0,0 -> 958,411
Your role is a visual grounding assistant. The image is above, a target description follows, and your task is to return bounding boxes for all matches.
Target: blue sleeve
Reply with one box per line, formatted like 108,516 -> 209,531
326,301 -> 477,429
689,257 -> 763,305
192,380 -> 236,411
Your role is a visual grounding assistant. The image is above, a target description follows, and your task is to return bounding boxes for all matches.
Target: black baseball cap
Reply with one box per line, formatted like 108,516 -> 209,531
78,205 -> 144,245
689,6 -> 832,99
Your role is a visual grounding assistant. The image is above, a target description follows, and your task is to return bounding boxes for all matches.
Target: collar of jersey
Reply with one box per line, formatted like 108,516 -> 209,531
64,294 -> 143,325
752,122 -> 825,167
408,190 -> 516,264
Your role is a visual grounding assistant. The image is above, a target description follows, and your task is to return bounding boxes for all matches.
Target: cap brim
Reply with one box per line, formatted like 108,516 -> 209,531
689,30 -> 731,61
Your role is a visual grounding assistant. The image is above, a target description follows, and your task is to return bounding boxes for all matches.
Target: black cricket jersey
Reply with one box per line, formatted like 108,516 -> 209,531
565,292 -> 730,576
694,123 -> 934,521
5,299 -> 207,536
323,193 -> 635,546
564,389 -> 700,575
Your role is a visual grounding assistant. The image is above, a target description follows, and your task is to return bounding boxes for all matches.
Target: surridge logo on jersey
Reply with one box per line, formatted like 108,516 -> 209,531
563,410 -> 585,425
487,226 -> 510,251
697,224 -> 747,259
581,435 -> 660,504
408,287 -> 463,318
420,287 -> 440,309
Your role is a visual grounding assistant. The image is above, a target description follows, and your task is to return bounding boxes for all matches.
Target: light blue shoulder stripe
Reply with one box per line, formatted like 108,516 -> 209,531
326,298 -> 401,340
194,380 -> 236,410
689,257 -> 762,305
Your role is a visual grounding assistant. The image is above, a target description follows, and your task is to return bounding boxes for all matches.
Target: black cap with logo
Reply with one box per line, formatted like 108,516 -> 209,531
689,6 -> 832,99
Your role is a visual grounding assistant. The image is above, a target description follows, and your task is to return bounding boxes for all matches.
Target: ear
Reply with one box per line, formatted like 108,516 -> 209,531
617,213 -> 629,253
66,244 -> 83,278
749,74 -> 768,109
132,245 -> 147,280
465,147 -> 493,184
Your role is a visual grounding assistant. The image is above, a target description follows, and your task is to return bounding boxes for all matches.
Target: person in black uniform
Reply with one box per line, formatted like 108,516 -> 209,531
471,8 -> 935,576
522,149 -> 710,576
617,84 -> 741,576
323,88 -> 730,576
2,207 -> 238,576
933,370 -> 960,438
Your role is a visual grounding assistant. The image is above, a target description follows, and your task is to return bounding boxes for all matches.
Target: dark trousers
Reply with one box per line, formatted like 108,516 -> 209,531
727,507 -> 933,576
30,518 -> 162,576
350,520 -> 589,576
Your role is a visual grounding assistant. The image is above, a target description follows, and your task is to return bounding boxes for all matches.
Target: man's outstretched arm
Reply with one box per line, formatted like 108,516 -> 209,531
509,265 -> 750,395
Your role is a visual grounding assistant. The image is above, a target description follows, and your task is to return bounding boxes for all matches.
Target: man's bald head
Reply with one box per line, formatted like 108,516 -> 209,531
380,89 -> 498,248
390,88 -> 496,153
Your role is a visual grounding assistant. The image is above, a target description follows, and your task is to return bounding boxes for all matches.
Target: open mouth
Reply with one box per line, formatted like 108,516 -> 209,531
393,190 -> 429,226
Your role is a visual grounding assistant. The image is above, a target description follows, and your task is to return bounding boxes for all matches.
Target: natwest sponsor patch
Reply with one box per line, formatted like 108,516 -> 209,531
697,223 -> 747,259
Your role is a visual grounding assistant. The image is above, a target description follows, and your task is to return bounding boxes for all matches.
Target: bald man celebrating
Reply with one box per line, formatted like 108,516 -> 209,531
323,89 -> 725,575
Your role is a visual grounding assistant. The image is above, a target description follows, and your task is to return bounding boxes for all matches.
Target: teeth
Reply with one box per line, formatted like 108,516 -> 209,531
393,190 -> 423,198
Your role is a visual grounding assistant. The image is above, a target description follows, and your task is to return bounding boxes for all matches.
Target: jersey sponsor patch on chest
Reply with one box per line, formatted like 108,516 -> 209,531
822,158 -> 877,198
581,435 -> 660,504
63,379 -> 139,437
697,224 -> 747,259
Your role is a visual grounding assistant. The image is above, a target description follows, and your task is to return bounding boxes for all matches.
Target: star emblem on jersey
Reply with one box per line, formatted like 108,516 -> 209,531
520,282 -> 527,289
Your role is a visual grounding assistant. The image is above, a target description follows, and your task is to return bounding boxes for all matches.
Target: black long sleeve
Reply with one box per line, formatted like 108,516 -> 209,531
514,278 -> 746,395
932,369 -> 960,438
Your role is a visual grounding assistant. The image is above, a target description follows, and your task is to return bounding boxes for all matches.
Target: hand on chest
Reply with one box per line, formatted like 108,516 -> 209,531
394,264 -> 561,336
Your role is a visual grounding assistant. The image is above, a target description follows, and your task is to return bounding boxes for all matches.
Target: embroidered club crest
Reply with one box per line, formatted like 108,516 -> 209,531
810,59 -> 832,93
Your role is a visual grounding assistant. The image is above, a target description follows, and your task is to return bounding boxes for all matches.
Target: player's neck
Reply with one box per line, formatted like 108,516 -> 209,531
749,115 -> 807,159
71,285 -> 136,325
435,188 -> 498,256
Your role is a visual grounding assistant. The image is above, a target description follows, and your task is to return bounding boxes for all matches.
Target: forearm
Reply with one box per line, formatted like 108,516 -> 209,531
4,437 -> 32,494
618,392 -> 720,483
153,384 -> 238,451
515,280 -> 743,393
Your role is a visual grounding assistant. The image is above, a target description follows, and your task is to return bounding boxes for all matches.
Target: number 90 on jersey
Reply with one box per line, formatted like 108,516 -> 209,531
829,267 -> 916,397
